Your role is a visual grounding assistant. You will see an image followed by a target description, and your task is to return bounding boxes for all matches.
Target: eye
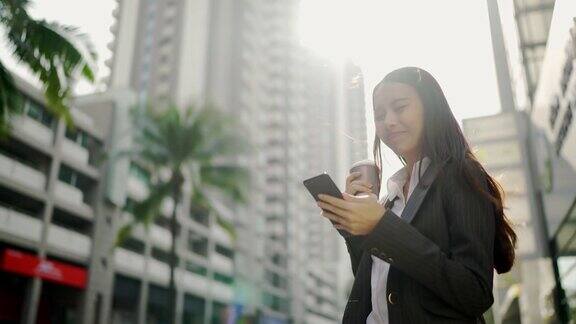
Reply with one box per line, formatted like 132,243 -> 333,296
393,105 -> 407,113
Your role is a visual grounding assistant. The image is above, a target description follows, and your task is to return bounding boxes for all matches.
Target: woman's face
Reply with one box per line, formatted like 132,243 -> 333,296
373,82 -> 425,159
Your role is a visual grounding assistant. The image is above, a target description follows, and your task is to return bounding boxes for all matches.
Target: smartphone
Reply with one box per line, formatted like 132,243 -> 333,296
303,173 -> 344,202
303,173 -> 350,237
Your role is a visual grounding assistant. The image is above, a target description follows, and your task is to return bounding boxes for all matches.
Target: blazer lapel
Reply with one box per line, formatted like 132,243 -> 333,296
400,159 -> 446,224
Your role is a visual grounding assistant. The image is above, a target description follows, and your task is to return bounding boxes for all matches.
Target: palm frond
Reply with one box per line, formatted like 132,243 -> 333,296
122,103 -> 252,251
200,164 -> 252,204
0,58 -> 23,137
193,108 -> 254,162
2,3 -> 96,126
114,223 -> 134,248
131,180 -> 172,226
215,215 -> 237,242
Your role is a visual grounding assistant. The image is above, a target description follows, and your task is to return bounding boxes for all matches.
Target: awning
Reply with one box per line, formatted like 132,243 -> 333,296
0,248 -> 87,289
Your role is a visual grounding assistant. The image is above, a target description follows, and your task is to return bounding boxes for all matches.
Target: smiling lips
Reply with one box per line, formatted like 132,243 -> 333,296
386,131 -> 407,142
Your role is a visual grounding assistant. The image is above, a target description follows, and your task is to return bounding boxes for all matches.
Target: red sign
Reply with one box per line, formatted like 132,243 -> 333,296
0,249 -> 87,289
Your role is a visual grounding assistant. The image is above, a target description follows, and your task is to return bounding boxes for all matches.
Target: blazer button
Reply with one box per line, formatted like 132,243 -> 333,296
369,247 -> 379,255
388,292 -> 397,305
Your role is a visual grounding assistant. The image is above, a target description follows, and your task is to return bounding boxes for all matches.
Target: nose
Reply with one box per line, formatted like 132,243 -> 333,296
383,110 -> 398,129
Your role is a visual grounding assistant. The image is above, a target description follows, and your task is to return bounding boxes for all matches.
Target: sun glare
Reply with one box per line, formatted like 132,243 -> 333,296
297,0 -> 361,63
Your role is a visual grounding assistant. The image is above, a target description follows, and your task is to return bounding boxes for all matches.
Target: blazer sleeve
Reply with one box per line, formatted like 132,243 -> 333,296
344,234 -> 368,276
359,169 -> 495,317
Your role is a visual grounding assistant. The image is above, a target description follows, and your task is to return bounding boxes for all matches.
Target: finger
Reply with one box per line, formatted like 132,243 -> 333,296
352,180 -> 374,188
350,184 -> 372,194
322,210 -> 350,226
318,194 -> 352,210
346,172 -> 362,184
342,192 -> 369,203
318,201 -> 350,220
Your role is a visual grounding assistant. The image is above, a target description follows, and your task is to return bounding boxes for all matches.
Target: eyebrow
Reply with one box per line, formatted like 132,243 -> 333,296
374,97 -> 410,112
391,97 -> 410,104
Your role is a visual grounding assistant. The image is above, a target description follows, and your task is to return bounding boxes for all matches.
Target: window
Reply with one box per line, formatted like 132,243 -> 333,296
185,262 -> 207,276
188,231 -> 208,256
182,294 -> 205,323
123,198 -> 136,214
58,165 -> 79,187
215,245 -> 233,259
129,163 -> 151,185
25,98 -> 53,127
556,102 -> 574,155
272,253 -> 284,267
265,270 -> 285,289
151,247 -> 178,265
190,206 -> 209,226
213,272 -> 233,285
65,128 -> 89,149
120,237 -> 145,254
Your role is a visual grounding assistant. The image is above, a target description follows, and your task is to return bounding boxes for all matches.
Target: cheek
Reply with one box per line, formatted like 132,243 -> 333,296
374,120 -> 386,138
374,122 -> 386,138
403,109 -> 425,141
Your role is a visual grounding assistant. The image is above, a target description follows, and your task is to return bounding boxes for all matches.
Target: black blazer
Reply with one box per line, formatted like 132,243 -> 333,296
341,159 -> 495,324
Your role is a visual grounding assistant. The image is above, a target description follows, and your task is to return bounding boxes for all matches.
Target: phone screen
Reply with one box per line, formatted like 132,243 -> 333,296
302,173 -> 350,237
302,173 -> 343,201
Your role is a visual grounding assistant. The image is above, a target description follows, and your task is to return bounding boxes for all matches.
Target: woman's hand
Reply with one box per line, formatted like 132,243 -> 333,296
345,171 -> 373,196
318,192 -> 386,235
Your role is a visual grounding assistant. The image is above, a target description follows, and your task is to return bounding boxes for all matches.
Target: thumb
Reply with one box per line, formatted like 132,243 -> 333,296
342,192 -> 363,202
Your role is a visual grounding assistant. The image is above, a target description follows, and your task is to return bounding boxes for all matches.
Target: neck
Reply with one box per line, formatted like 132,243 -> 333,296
403,151 -> 421,179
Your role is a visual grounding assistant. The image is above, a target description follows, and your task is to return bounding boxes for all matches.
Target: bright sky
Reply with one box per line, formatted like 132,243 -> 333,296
3,0 -> 506,181
0,0 -> 117,93
298,0 -> 502,177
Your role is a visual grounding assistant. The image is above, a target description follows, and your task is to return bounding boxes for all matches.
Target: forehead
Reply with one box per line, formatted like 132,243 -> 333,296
373,82 -> 418,105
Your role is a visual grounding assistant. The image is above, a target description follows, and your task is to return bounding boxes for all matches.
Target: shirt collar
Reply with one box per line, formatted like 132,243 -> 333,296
383,157 -> 431,203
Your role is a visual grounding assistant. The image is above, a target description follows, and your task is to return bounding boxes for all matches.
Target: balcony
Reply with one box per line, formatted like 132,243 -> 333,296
211,281 -> 233,303
127,176 -> 149,201
0,205 -> 42,243
148,258 -> 169,285
0,153 -> 46,192
210,224 -> 233,247
114,248 -> 146,277
150,225 -> 172,250
61,138 -> 90,165
182,271 -> 209,296
53,181 -> 92,217
210,253 -> 233,275
12,116 -> 53,148
46,225 -> 92,259
160,198 -> 175,217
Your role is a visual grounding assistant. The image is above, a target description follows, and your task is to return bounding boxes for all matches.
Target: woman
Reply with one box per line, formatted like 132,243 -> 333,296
317,67 -> 517,323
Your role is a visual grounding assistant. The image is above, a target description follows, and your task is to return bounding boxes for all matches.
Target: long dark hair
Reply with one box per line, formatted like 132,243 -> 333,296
372,66 -> 516,274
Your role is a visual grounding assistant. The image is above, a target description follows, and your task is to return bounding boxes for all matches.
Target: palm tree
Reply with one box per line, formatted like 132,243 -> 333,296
115,104 -> 252,324
0,0 -> 96,135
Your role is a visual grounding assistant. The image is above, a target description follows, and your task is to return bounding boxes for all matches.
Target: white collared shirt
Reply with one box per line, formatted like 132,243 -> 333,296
366,157 -> 431,324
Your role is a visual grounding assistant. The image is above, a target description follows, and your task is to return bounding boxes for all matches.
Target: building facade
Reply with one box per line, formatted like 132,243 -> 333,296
0,77 -> 138,324
105,0 -> 368,323
527,1 -> 576,321
488,0 -> 576,322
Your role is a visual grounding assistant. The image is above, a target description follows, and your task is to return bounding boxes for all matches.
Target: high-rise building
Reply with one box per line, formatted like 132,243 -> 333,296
512,0 -> 556,101
524,1 -> 576,322
105,0 -> 368,323
485,0 -> 576,323
0,75 -> 137,324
